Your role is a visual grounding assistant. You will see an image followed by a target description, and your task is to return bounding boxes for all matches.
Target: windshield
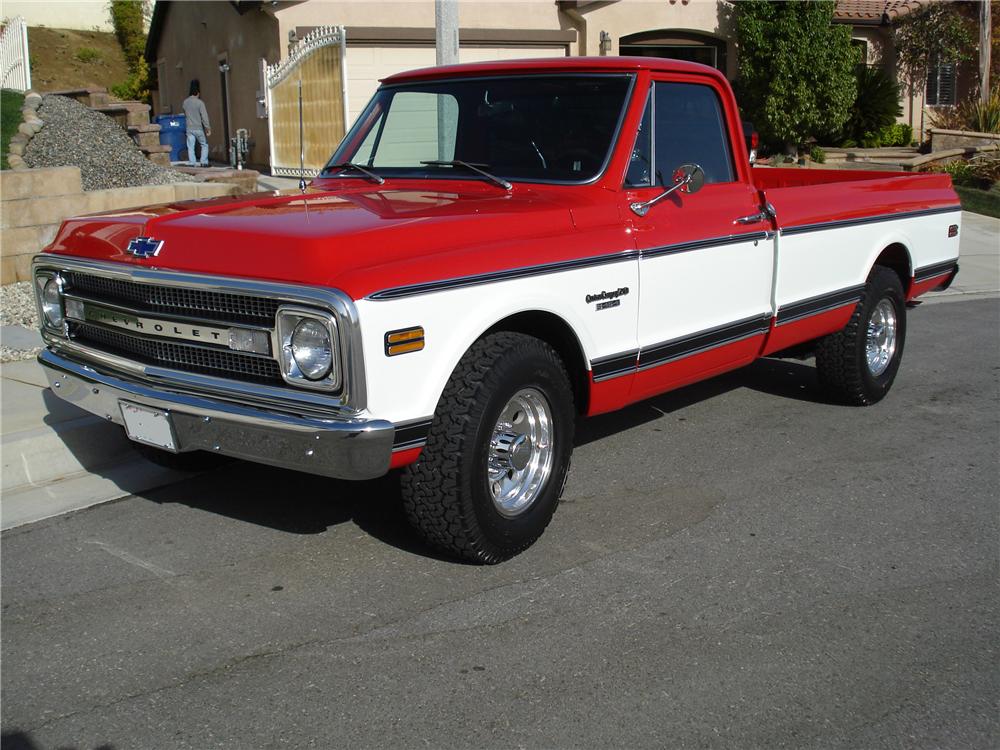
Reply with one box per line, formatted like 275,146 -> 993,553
324,74 -> 633,184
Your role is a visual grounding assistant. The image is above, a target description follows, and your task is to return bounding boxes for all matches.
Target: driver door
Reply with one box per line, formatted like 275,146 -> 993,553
625,78 -> 774,401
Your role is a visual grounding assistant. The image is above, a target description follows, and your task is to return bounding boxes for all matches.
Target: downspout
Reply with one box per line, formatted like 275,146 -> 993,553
561,5 -> 588,56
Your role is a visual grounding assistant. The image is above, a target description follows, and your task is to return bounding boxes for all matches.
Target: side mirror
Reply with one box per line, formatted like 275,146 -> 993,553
630,163 -> 705,217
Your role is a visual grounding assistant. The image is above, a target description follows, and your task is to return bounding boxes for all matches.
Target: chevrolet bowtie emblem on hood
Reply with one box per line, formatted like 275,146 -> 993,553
126,237 -> 163,259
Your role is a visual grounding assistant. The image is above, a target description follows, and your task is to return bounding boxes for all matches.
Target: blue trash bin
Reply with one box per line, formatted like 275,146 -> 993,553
156,114 -> 187,162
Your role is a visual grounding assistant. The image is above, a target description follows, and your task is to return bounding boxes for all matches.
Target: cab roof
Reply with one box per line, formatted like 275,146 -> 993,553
380,56 -> 727,86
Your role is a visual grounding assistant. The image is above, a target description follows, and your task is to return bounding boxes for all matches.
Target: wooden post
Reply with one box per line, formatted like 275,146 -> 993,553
981,0 -> 992,102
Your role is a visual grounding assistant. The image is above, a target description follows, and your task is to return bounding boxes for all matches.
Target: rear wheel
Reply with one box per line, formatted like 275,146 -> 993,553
815,266 -> 907,405
400,332 -> 575,563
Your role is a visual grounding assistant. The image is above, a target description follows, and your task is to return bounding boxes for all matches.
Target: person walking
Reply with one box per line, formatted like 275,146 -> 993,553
182,80 -> 211,167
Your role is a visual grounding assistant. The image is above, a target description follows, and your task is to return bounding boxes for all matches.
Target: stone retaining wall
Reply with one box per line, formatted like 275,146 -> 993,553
1,166 -> 239,285
929,129 -> 1000,152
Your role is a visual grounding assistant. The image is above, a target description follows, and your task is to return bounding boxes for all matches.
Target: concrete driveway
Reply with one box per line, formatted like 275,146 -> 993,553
2,297 -> 997,749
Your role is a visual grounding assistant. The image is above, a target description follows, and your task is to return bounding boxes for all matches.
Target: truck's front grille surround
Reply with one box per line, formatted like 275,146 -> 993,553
33,255 -> 367,412
71,322 -> 283,384
68,272 -> 279,326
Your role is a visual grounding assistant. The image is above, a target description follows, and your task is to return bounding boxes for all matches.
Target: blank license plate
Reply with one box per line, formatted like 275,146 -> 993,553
120,401 -> 177,451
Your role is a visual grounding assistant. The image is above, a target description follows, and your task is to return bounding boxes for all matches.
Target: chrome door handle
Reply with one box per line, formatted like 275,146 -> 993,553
734,202 -> 777,225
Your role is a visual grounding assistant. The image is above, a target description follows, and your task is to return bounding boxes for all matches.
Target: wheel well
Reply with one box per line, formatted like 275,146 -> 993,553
484,311 -> 590,413
873,243 -> 912,295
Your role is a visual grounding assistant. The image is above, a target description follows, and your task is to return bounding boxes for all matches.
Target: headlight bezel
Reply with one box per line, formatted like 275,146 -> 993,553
276,305 -> 341,392
36,272 -> 67,333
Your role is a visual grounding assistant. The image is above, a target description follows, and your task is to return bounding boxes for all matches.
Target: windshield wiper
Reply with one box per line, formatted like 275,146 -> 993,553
325,162 -> 385,184
420,160 -> 512,191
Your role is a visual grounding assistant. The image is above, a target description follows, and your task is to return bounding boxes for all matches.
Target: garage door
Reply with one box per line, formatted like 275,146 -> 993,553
345,46 -> 568,126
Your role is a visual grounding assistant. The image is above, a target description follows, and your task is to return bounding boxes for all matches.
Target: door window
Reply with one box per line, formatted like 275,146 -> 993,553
652,81 -> 734,185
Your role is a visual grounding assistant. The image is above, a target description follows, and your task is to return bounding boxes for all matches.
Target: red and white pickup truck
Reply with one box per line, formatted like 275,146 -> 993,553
34,58 -> 960,562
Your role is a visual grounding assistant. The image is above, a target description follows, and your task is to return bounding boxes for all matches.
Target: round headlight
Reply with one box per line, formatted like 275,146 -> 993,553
290,318 -> 333,380
42,277 -> 64,328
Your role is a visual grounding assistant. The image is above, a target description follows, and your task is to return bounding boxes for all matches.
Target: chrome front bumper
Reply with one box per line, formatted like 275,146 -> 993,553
39,349 -> 395,480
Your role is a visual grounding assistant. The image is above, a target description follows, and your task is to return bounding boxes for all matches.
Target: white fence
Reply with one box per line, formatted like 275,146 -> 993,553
0,16 -> 31,92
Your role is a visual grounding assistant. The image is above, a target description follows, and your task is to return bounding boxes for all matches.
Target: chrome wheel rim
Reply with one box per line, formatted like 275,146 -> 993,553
487,388 -> 554,517
866,298 -> 897,377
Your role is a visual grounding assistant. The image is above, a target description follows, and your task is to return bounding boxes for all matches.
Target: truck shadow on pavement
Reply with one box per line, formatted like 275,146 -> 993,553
0,730 -> 113,750
577,356 -> 824,446
134,357 -> 822,560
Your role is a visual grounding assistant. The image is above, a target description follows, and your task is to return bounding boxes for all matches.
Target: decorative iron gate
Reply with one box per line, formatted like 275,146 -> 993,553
0,16 -> 31,92
264,26 -> 349,178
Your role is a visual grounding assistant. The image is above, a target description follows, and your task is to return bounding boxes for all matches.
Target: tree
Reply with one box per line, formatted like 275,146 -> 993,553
893,3 -> 974,97
108,0 -> 152,102
734,0 -> 858,154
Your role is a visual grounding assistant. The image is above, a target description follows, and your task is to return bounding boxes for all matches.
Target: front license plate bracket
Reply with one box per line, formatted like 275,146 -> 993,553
119,401 -> 178,451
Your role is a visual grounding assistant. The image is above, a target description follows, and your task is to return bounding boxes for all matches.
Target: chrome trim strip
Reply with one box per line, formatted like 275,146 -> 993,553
913,259 -> 958,283
368,249 -> 640,301
369,231 -> 773,301
392,417 -> 433,451
591,350 -> 639,382
640,231 -> 769,260
637,314 -> 771,371
42,334 -> 356,419
779,205 -> 961,237
33,255 -> 368,413
62,291 -> 274,335
775,284 -> 865,326
39,349 -> 394,480
589,314 -> 770,381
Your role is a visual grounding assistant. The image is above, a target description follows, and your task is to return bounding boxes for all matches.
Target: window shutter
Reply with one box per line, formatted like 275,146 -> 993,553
926,61 -> 957,106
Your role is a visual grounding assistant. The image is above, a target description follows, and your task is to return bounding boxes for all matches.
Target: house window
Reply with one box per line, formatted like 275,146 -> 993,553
926,60 -> 957,106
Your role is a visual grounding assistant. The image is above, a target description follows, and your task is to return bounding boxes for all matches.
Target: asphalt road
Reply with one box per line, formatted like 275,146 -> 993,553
2,297 -> 997,750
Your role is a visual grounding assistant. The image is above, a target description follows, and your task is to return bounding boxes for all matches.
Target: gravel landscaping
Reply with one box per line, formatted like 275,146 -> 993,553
1,281 -> 42,363
24,95 -> 195,191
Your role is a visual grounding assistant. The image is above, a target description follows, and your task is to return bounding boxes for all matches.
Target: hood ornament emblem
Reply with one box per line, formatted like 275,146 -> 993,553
127,237 -> 163,259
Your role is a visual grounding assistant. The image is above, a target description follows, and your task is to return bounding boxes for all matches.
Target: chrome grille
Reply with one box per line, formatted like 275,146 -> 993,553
68,272 -> 279,326
72,322 -> 282,384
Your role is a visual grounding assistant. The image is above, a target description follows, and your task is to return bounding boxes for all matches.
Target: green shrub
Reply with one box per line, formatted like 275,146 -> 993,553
963,88 -> 1000,134
74,46 -> 101,63
926,154 -> 1000,190
110,56 -> 150,102
842,66 -> 902,145
109,0 -> 150,103
929,88 -> 1000,135
874,122 -> 914,147
810,146 -> 826,163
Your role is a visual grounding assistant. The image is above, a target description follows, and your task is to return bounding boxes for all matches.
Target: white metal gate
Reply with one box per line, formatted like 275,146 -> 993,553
264,26 -> 349,177
0,16 -> 31,92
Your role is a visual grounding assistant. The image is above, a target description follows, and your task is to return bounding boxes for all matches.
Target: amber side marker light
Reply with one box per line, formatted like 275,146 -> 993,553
948,224 -> 959,238
385,326 -> 425,356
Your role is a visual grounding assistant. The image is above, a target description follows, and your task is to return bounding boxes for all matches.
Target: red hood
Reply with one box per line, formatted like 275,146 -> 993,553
43,179 -> 620,299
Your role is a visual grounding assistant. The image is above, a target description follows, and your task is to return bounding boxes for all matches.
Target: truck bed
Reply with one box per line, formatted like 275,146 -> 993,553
752,167 -> 959,231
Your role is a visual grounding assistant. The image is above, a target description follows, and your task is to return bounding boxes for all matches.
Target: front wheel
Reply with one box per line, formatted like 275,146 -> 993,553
400,332 -> 575,563
815,266 -> 907,405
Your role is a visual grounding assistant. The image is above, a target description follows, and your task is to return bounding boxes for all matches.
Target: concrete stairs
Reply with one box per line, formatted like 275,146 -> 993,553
45,87 -> 171,167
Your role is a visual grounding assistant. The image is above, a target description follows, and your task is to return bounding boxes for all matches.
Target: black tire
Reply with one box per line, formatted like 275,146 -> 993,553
400,332 -> 575,563
131,442 -> 230,472
815,266 -> 907,405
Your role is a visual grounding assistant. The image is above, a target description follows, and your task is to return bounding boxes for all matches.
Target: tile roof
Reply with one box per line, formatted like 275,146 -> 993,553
833,0 -> 928,23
